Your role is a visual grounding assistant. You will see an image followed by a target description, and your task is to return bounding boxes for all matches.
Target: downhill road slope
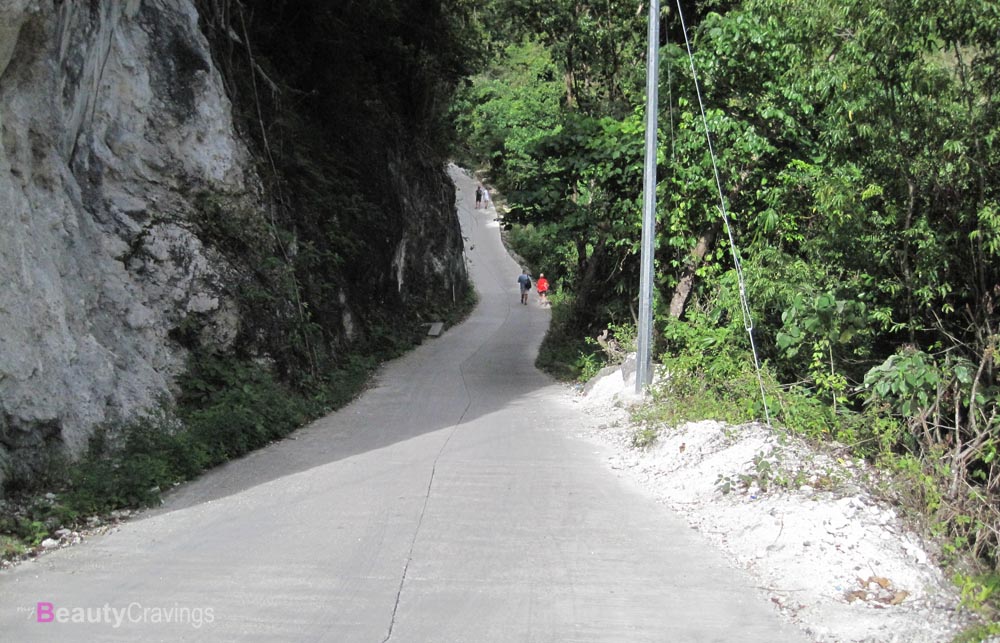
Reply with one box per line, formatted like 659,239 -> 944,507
0,165 -> 806,642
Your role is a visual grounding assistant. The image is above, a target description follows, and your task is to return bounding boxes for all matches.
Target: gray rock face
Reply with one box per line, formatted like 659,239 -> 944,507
388,151 -> 467,302
0,1 -> 468,492
0,0 -> 252,483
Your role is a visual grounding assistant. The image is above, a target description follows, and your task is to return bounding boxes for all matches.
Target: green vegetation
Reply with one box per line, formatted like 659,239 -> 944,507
454,0 -> 1000,632
0,535 -> 25,559
6,2 -> 1000,637
63,352 -> 377,515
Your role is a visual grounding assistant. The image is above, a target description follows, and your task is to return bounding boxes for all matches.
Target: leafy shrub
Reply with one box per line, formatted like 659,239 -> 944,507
66,415 -> 198,513
61,355 -> 323,515
536,292 -> 602,381
651,311 -> 767,425
179,355 -> 315,465
955,572 -> 1000,621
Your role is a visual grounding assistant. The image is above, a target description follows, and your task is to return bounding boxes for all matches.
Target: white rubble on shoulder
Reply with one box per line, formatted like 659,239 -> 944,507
571,357 -> 972,643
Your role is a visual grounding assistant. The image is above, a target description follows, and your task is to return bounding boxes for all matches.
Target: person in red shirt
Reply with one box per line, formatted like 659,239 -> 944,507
536,273 -> 550,306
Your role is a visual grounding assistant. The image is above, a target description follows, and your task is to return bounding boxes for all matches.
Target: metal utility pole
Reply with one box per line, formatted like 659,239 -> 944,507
636,0 -> 660,394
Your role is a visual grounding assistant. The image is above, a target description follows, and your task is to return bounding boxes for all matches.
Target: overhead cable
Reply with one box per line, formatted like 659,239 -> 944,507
674,0 -> 772,426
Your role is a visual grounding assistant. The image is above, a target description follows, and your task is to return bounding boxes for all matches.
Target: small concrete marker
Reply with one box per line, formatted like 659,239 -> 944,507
427,322 -> 444,337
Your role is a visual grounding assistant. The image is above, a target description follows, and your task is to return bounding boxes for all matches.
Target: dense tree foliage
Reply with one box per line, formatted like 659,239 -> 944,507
455,0 -> 1000,574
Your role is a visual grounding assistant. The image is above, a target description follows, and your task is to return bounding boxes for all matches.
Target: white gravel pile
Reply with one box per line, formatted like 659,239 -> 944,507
572,363 -> 973,643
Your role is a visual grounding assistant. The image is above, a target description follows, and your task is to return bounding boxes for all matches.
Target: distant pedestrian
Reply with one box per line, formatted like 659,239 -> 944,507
517,268 -> 532,305
475,185 -> 483,209
482,187 -> 491,209
536,273 -> 549,306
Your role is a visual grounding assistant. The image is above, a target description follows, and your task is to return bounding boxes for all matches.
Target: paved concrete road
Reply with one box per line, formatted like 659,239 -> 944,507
0,165 -> 806,642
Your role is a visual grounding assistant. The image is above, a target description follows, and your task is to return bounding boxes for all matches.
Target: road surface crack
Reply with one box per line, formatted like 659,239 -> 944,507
382,372 -> 472,643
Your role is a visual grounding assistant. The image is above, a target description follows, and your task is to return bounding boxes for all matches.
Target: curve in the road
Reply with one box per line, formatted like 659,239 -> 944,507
0,164 -> 807,643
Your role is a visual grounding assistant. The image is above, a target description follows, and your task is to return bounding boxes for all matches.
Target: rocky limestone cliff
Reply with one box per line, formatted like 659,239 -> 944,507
0,0 -> 466,489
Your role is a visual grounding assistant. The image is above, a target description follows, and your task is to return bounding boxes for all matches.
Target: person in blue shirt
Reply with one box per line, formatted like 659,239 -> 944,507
517,268 -> 532,305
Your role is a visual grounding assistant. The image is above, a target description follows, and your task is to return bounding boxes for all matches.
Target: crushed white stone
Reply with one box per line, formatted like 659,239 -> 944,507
571,363 -> 974,643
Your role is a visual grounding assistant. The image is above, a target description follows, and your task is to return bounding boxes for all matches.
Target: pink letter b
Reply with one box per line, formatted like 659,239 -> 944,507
36,602 -> 54,623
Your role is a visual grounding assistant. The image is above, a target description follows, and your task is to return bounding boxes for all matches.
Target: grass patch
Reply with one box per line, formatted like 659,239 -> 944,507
0,534 -> 25,558
61,351 -> 380,517
535,293 -> 615,382
537,330 -> 598,381
0,492 -> 79,552
631,427 -> 658,449
648,354 -> 767,427
954,622 -> 1000,643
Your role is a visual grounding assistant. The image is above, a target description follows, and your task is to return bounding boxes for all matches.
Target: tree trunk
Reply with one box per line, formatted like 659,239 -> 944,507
668,228 -> 717,319
571,233 -> 609,328
902,177 -> 916,343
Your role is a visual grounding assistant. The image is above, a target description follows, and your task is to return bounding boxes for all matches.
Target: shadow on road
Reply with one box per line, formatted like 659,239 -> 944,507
148,165 -> 556,516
